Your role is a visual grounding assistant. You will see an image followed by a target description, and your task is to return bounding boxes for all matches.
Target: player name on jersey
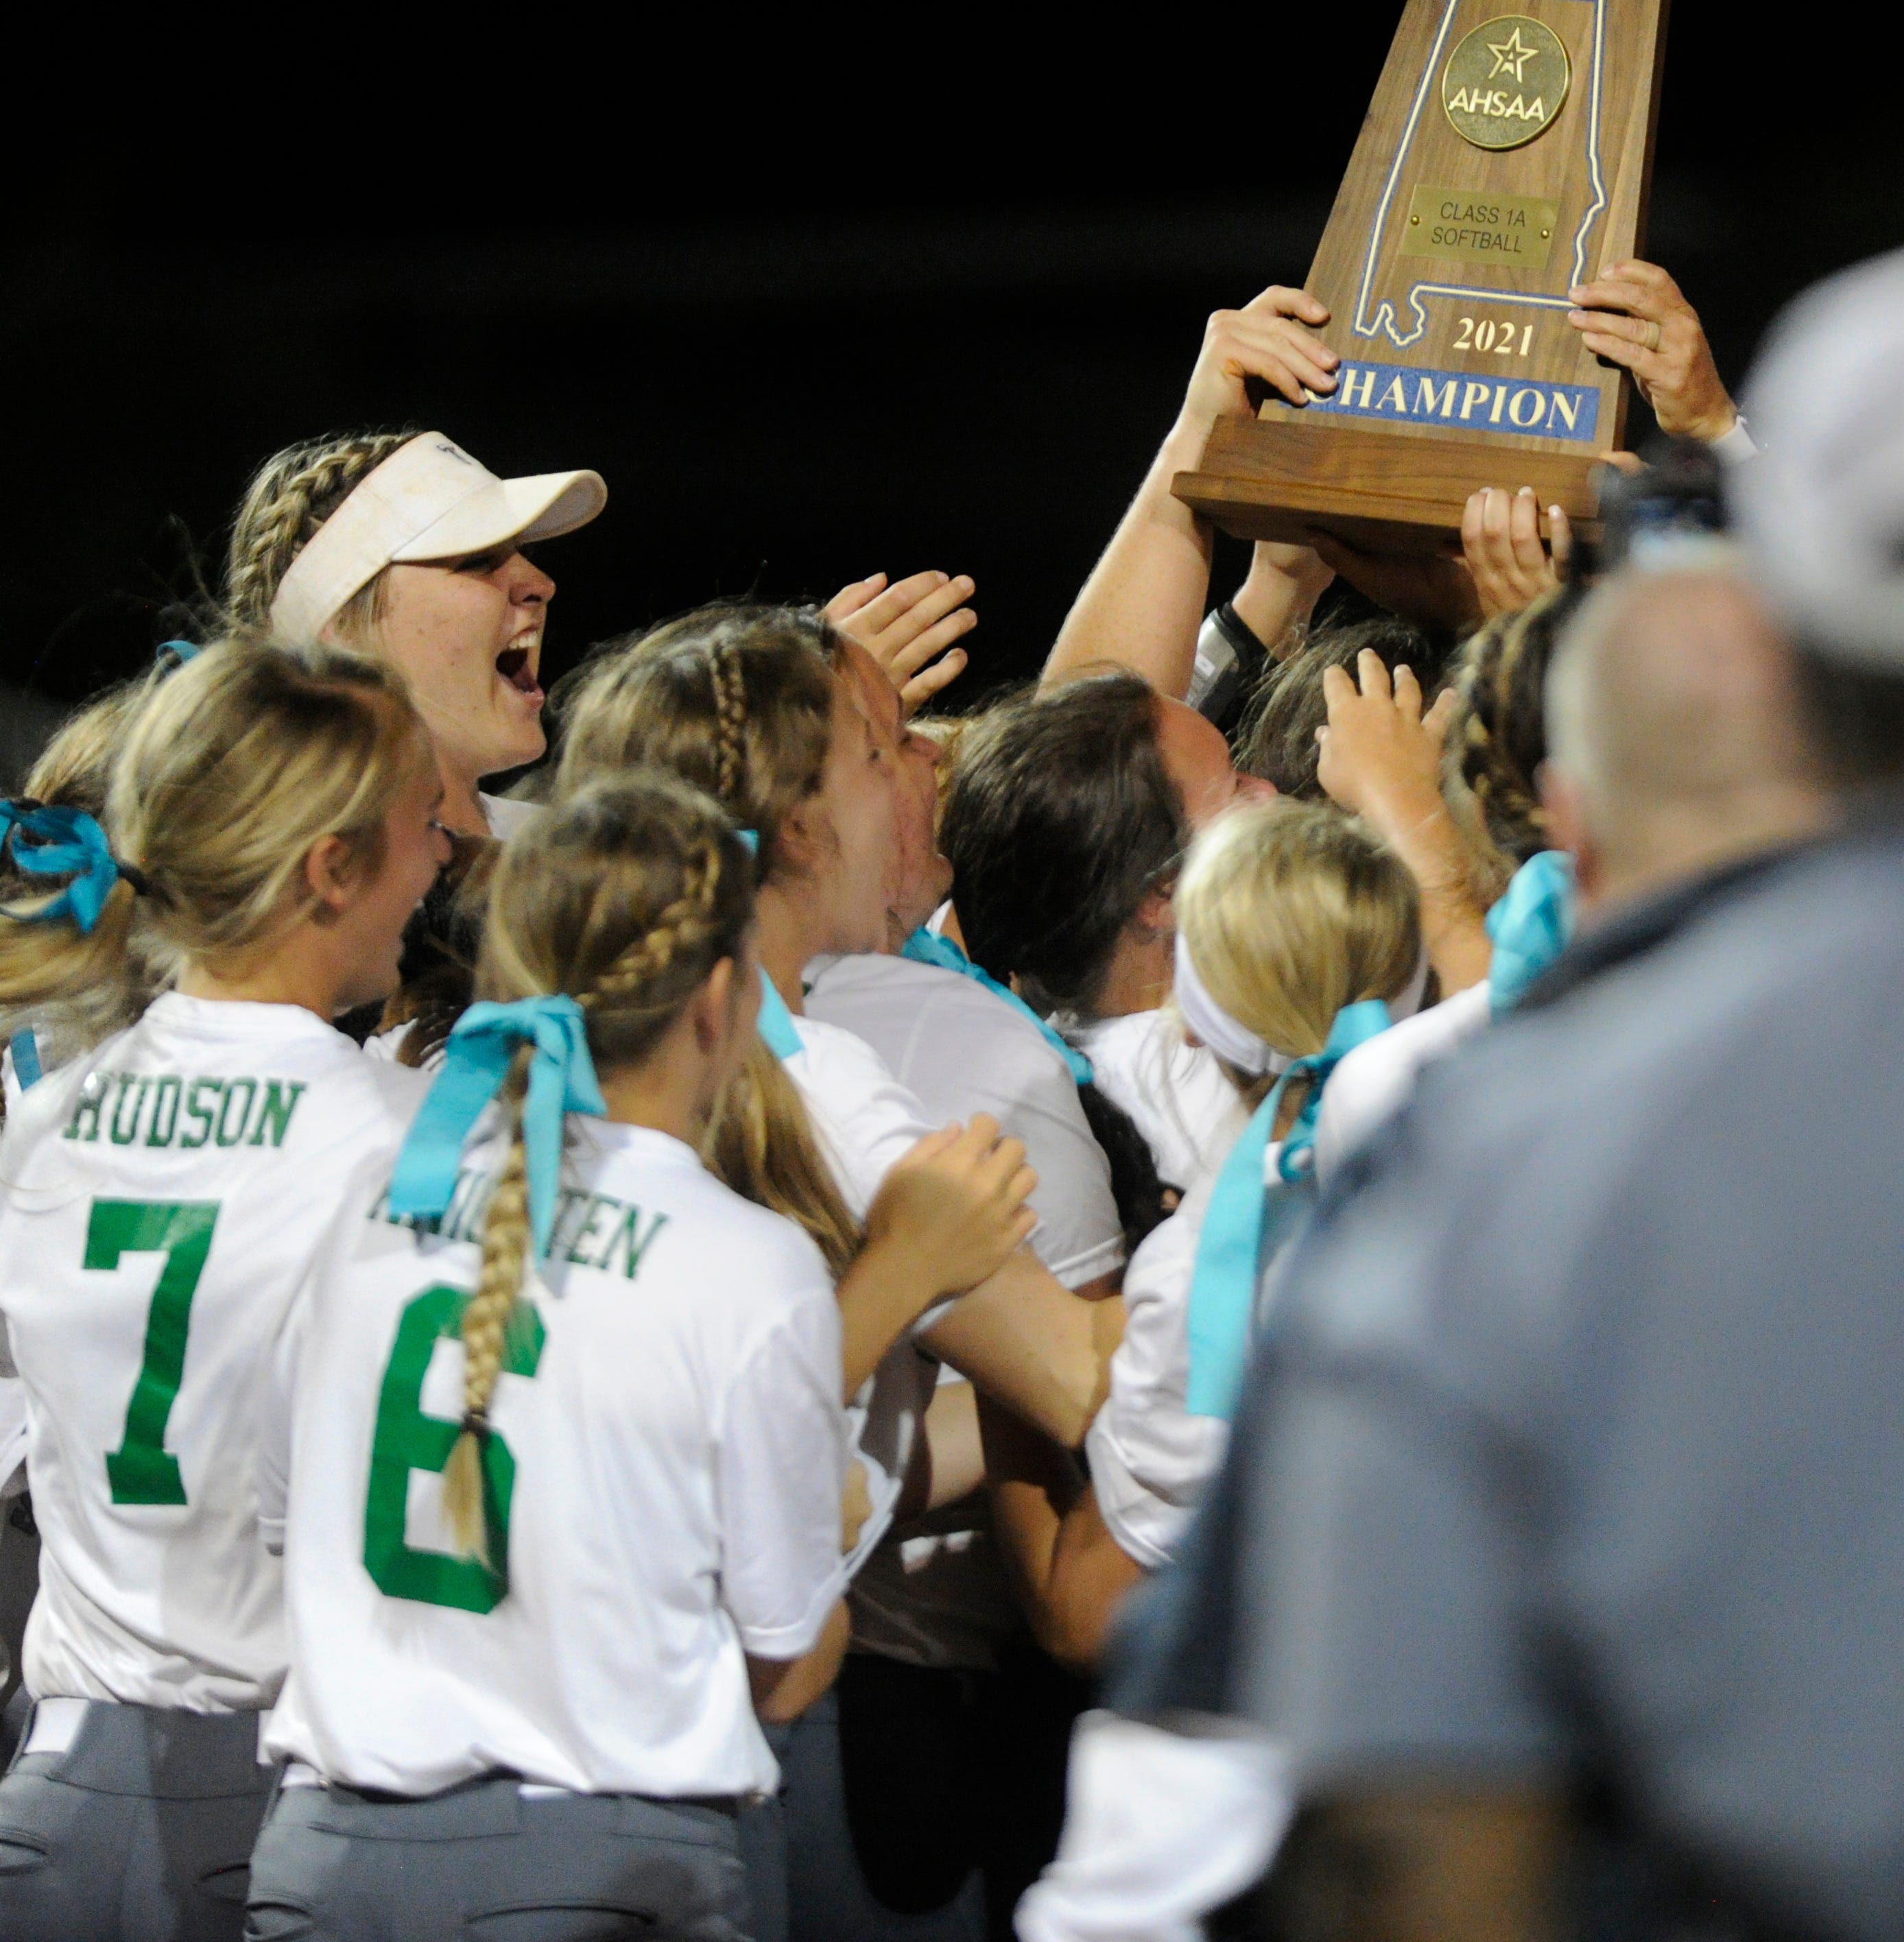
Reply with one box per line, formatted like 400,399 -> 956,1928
370,1164 -> 670,1282
62,1070 -> 307,1150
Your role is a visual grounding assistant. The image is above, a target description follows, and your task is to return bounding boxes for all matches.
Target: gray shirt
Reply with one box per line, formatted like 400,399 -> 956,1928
1233,826 -> 1904,1940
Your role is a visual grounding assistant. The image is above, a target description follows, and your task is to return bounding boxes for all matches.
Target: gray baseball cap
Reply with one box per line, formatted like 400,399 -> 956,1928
1733,248 -> 1904,669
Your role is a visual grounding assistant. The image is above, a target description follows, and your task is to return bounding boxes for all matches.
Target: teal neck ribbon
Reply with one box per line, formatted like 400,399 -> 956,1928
1184,998 -> 1392,1422
8,1029 -> 41,1090
1486,850 -> 1576,1016
735,827 -> 803,1059
0,802 -> 138,935
755,972 -> 803,1059
901,927 -> 1093,1086
388,995 -> 607,1260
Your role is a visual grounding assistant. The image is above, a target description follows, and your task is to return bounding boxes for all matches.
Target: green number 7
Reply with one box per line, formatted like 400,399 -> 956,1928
86,1200 -> 221,1507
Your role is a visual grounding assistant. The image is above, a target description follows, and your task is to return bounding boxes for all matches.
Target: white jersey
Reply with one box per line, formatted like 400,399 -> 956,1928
1086,1160 -> 1226,1571
1310,982 -> 1492,1183
782,1011 -> 946,1577
263,1117 -> 848,1799
805,953 -> 1123,1290
0,993 -> 428,1711
1073,1009 -> 1247,1193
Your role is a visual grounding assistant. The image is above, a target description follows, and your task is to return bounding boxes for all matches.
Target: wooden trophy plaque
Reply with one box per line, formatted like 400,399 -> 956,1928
1175,0 -> 1668,553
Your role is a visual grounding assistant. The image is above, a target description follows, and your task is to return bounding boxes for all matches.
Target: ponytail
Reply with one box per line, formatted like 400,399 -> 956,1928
709,1039 -> 860,1280
440,1049 -> 535,1559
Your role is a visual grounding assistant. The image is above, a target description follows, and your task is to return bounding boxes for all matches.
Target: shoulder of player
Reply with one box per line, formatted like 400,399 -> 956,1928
571,1133 -> 833,1294
808,957 -> 1066,1094
0,1051 -> 102,1154
787,1008 -> 899,1080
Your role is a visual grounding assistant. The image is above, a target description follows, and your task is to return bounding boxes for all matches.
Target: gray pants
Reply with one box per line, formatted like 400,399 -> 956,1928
0,1699 -> 272,1941
245,1775 -> 750,1941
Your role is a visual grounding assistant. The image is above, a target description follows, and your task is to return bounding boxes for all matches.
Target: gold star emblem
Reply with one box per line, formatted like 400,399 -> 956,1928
1486,25 -> 1538,80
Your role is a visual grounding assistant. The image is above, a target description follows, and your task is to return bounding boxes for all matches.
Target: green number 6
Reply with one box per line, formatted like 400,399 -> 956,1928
363,1284 -> 545,1614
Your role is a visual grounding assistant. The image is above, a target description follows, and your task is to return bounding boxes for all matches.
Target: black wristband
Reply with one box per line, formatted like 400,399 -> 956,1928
1210,601 -> 1270,675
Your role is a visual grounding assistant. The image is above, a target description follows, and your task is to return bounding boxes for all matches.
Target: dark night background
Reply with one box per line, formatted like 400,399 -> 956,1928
5,8 -> 1900,787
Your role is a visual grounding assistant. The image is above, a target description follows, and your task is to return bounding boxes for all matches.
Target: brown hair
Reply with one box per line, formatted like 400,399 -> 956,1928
1238,616 -> 1447,799
938,672 -> 1185,1018
1447,585 -> 1583,887
441,773 -> 759,1554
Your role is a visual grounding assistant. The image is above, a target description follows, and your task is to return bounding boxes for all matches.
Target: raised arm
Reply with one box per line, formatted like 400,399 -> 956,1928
1043,288 -> 1338,699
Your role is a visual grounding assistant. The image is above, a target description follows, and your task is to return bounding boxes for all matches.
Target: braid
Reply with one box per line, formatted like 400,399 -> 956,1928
584,839 -> 724,1011
1457,595 -> 1562,865
442,1046 -> 533,1561
225,430 -> 417,630
709,639 -> 748,807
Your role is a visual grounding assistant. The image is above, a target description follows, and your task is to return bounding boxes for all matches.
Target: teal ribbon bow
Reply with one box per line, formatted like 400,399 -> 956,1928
901,927 -> 1093,1086
0,803 -> 135,935
388,996 -> 607,1260
156,640 -> 201,667
1184,998 -> 1392,1422
1486,850 -> 1575,1016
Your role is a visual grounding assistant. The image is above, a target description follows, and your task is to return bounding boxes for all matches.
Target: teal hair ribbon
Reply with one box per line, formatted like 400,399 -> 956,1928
0,803 -> 139,935
9,1029 -> 42,1090
901,926 -> 1093,1086
732,828 -> 804,1060
388,996 -> 606,1260
1184,998 -> 1391,1421
156,640 -> 201,667
1486,850 -> 1575,1016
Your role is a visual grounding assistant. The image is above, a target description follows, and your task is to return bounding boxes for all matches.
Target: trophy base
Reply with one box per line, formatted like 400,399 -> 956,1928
1172,417 -> 1605,557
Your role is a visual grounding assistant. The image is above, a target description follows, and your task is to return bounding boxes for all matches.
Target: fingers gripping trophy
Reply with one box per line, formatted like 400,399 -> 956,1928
1174,0 -> 1671,554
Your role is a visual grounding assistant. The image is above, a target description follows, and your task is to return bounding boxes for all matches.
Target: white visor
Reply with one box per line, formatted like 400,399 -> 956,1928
267,432 -> 607,647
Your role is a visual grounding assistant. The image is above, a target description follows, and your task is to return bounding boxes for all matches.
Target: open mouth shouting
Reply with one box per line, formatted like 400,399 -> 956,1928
495,640 -> 545,708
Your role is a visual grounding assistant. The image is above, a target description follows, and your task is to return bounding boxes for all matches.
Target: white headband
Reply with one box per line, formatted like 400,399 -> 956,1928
267,432 -> 607,647
1173,931 -> 1433,1075
1173,931 -> 1294,1077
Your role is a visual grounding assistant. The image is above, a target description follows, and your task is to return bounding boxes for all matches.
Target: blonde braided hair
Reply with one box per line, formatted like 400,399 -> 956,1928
439,1051 -> 534,1559
554,606 -> 863,1272
437,776 -> 763,1559
224,429 -> 418,636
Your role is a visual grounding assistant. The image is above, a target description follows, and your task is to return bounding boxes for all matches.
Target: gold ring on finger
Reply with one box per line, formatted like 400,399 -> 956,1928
1641,320 -> 1662,352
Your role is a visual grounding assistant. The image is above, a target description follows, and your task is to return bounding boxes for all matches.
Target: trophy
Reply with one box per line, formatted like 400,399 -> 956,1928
1175,0 -> 1668,551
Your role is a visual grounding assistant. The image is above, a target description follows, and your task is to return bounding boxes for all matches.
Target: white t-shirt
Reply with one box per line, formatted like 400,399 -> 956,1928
783,1012 -> 945,1577
805,953 -> 1123,1289
0,993 -> 429,1711
1072,1009 -> 1247,1192
478,791 -> 541,840
1086,1115 -> 1279,1572
262,1117 -> 848,1799
1310,983 -> 1492,1183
